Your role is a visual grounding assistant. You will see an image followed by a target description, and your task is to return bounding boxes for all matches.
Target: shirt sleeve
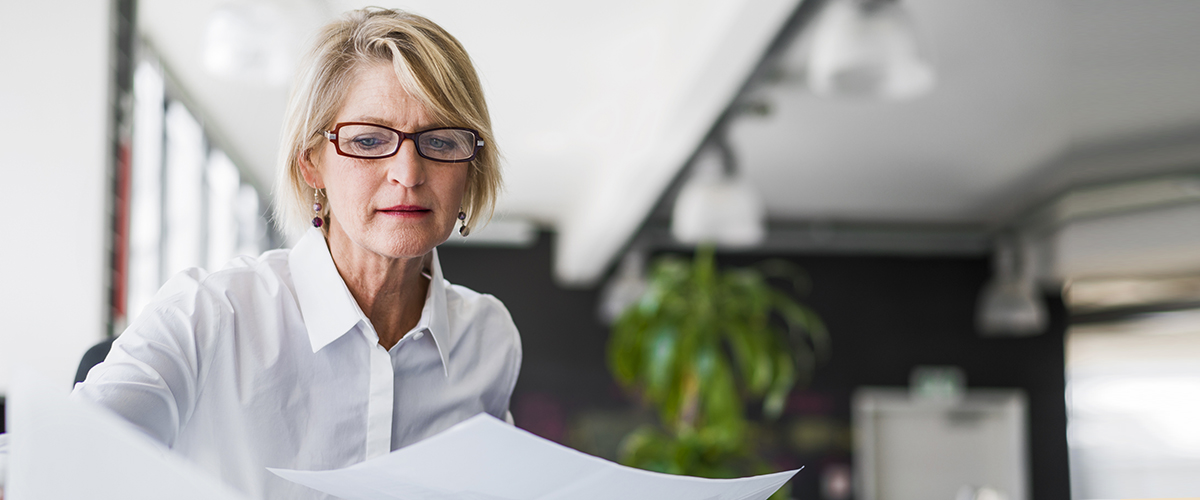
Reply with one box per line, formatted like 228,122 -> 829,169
70,268 -> 229,449
484,294 -> 523,421
0,433 -> 8,490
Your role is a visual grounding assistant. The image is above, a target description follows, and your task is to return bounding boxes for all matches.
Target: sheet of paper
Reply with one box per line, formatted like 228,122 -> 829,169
271,414 -> 800,500
5,368 -> 252,500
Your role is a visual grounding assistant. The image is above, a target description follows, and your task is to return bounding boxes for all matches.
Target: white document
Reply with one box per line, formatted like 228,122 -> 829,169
5,368 -> 252,500
270,414 -> 800,500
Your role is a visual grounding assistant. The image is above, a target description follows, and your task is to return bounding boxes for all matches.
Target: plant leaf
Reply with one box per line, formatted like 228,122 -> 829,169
763,348 -> 795,420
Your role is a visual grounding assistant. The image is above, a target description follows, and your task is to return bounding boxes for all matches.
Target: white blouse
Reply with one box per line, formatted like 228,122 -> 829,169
3,228 -> 522,500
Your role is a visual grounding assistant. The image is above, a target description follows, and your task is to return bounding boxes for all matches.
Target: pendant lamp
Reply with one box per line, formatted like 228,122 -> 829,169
976,236 -> 1047,337
806,0 -> 935,100
671,141 -> 766,247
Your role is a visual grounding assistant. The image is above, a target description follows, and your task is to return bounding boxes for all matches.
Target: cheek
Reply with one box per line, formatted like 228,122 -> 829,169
324,161 -> 378,218
429,166 -> 468,202
450,167 -> 471,201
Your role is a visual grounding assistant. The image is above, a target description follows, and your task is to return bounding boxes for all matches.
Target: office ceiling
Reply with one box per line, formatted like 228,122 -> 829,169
139,0 -> 1200,285
735,0 -> 1200,225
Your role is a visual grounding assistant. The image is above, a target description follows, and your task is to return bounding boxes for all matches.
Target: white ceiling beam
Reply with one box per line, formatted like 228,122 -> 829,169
553,0 -> 803,286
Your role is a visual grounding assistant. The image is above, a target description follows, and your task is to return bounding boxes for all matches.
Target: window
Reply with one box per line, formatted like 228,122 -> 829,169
123,58 -> 277,328
1067,309 -> 1200,499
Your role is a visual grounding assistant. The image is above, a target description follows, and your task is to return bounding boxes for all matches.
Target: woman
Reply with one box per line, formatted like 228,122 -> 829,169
0,8 -> 520,500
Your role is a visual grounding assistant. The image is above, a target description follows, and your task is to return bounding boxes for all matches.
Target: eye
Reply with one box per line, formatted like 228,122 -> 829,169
352,136 -> 383,148
422,135 -> 458,151
347,133 -> 393,153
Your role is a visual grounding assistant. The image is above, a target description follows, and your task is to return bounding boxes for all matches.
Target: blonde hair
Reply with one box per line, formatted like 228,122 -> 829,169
274,8 -> 501,238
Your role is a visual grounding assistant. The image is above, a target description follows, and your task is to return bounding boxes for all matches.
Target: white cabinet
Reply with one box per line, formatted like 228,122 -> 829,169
853,388 -> 1029,500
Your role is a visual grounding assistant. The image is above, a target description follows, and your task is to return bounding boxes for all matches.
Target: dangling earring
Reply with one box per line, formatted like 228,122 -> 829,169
312,189 -> 324,228
458,210 -> 469,237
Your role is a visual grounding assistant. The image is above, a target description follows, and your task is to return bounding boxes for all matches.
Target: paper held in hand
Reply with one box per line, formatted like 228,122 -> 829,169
6,366 -> 798,500
270,414 -> 800,500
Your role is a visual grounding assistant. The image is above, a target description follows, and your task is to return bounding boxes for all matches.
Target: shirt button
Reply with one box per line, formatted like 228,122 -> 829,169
411,331 -> 425,341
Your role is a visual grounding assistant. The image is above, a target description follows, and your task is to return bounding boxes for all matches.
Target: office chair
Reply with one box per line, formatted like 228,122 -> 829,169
74,337 -> 116,385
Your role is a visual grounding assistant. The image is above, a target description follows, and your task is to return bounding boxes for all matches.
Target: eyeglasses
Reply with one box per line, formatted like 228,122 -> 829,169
323,122 -> 484,162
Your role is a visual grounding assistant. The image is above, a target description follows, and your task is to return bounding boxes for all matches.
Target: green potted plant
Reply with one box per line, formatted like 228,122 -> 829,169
607,246 -> 830,496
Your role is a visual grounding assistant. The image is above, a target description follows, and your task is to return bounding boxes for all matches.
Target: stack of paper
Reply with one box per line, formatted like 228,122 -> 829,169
271,414 -> 800,500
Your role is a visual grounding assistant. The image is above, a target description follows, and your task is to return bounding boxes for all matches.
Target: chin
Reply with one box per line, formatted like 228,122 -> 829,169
364,225 -> 450,258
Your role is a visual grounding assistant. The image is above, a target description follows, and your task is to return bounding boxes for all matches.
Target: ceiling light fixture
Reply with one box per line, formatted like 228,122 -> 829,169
806,0 -> 936,100
976,234 -> 1047,337
670,137 -> 766,248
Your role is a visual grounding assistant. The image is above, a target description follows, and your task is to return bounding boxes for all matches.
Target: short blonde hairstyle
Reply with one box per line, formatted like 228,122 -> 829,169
274,8 -> 501,238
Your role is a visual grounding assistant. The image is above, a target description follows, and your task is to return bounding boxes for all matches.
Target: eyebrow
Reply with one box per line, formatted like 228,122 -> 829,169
342,116 -> 449,131
344,116 -> 395,127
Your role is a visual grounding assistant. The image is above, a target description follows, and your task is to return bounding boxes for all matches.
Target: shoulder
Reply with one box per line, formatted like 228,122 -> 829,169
446,283 -> 515,329
445,282 -> 505,314
154,249 -> 290,293
441,282 -> 522,400
444,282 -> 521,352
202,249 -> 292,294
131,250 -> 295,338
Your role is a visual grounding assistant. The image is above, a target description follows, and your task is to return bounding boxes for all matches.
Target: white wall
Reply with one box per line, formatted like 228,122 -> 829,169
0,1 -> 112,394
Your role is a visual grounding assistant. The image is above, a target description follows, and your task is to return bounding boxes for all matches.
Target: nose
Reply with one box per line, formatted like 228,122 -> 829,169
385,138 -> 427,188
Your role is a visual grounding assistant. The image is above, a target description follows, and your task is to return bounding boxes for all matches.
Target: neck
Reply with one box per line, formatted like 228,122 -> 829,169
325,228 -> 430,351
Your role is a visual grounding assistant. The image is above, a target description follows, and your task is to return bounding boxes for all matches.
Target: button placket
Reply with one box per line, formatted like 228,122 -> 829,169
363,325 -> 395,459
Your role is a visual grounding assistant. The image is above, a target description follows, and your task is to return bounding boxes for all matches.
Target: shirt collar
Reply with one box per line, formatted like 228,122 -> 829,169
288,228 -> 452,376
415,246 -> 452,376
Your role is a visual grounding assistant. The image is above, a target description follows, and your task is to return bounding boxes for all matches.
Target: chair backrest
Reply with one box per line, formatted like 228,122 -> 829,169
74,337 -> 117,385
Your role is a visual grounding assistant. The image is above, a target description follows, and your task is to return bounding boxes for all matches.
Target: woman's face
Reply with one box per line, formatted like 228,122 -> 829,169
304,62 -> 468,260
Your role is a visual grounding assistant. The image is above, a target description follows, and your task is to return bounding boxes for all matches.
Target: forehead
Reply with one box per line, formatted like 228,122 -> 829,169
336,62 -> 435,129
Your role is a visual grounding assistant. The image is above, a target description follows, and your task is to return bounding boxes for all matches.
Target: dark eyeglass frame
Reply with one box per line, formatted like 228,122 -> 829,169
322,122 -> 485,163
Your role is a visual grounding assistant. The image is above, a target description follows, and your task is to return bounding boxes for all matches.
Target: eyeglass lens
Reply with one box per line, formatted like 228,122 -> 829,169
335,124 -> 477,161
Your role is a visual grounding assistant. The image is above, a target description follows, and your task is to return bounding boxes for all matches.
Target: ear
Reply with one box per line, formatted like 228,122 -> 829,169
298,148 -> 324,189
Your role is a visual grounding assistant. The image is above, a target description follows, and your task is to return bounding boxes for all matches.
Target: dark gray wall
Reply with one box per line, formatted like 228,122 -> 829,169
438,233 -> 1070,500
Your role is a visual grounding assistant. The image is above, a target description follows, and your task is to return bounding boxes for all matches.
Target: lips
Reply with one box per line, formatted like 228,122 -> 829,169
379,204 -> 430,212
377,204 -> 432,217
